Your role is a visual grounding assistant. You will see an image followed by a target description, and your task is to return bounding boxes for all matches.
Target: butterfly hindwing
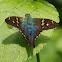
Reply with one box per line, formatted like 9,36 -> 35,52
33,18 -> 58,32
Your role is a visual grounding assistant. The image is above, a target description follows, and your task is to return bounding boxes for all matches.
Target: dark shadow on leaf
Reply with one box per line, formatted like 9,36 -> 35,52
2,31 -> 50,57
35,34 -> 50,47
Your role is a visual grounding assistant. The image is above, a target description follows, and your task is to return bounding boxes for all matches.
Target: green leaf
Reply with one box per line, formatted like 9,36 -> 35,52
0,0 -> 59,62
25,56 -> 37,62
39,27 -> 62,62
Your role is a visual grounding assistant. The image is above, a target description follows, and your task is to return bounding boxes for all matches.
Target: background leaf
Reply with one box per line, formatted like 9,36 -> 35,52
0,0 -> 59,62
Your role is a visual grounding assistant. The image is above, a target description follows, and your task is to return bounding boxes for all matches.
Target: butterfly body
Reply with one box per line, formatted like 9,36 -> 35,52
21,14 -> 37,48
5,14 -> 58,48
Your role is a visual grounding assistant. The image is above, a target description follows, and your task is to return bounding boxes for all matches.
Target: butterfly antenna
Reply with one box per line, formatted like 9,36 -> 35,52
14,7 -> 26,15
30,8 -> 37,14
30,8 -> 40,17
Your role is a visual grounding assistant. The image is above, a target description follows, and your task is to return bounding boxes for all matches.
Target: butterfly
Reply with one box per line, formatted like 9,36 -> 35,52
5,14 -> 58,48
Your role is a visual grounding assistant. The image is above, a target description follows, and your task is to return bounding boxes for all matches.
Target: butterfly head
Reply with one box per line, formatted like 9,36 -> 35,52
25,14 -> 30,16
25,14 -> 32,22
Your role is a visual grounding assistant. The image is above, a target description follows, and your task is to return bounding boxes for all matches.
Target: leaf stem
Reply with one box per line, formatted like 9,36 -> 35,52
36,53 -> 40,62
34,0 -> 37,1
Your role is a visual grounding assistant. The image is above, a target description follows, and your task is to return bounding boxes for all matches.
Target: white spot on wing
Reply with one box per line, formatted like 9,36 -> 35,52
46,23 -> 49,26
51,21 -> 54,24
16,20 -> 19,23
42,19 -> 44,23
16,17 -> 18,21
13,21 -> 15,23
42,27 -> 44,29
17,24 -> 19,27
24,35 -> 25,37
8,17 -> 10,20
42,19 -> 45,26
42,23 -> 44,26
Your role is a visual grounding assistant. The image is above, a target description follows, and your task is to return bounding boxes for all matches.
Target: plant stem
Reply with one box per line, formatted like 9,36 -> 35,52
34,0 -> 37,1
36,53 -> 40,62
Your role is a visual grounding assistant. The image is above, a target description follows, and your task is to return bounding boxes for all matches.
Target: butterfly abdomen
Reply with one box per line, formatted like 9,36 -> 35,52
24,23 -> 36,48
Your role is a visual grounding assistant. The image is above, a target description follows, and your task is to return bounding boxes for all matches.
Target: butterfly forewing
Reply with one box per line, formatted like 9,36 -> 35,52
41,19 -> 58,30
5,16 -> 24,30
33,18 -> 58,32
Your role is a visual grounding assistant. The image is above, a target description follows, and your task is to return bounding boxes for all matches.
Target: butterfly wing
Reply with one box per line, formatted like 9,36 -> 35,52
5,16 -> 24,30
5,16 -> 35,48
33,18 -> 58,32
32,18 -> 58,45
5,16 -> 28,42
